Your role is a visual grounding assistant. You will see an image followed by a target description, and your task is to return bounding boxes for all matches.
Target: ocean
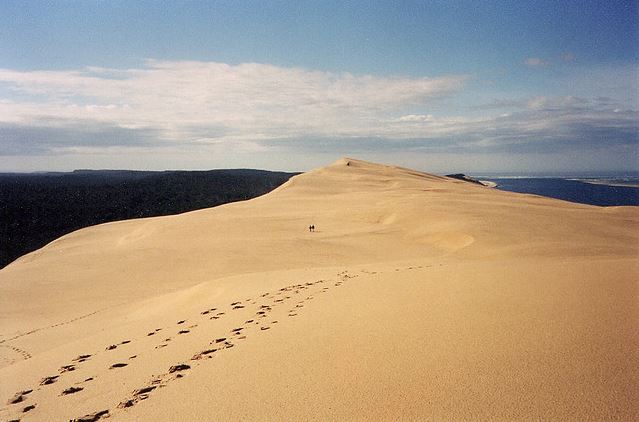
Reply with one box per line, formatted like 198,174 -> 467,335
478,176 -> 639,207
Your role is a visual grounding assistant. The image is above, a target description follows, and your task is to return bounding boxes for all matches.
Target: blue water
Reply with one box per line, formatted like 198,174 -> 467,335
482,178 -> 639,207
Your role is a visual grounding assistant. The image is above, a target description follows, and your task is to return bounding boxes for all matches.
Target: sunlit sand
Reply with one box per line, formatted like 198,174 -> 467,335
1,158 -> 637,421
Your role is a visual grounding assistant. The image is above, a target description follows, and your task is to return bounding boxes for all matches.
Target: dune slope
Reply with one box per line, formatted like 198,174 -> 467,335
1,158 -> 637,421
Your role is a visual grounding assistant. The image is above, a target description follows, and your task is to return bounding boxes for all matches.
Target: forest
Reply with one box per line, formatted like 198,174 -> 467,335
0,169 -> 297,268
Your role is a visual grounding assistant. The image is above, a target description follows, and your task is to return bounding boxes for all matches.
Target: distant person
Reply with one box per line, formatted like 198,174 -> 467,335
309,225 -> 312,232
311,225 -> 315,232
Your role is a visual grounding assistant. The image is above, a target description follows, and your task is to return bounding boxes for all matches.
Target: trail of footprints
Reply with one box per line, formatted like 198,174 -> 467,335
0,345 -> 32,366
2,270 -> 362,422
0,309 -> 105,348
3,266 -> 435,421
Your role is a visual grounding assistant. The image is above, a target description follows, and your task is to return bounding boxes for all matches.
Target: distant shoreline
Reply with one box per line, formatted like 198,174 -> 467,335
481,177 -> 639,207
568,179 -> 639,188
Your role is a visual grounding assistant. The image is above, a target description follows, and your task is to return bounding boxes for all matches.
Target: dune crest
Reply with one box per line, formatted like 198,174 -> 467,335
1,158 -> 637,421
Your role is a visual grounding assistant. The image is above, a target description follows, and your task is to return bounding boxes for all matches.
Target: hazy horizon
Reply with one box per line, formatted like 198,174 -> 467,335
2,165 -> 639,179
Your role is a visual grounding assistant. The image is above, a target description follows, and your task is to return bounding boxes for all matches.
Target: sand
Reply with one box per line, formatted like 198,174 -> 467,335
0,157 -> 637,421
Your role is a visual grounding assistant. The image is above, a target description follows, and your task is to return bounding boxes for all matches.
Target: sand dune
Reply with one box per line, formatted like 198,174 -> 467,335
1,157 -> 637,421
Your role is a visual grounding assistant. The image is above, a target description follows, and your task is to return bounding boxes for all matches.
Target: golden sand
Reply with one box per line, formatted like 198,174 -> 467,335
1,158 -> 637,421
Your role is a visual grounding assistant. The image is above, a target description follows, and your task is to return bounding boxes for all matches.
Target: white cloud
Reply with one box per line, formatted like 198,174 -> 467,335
395,114 -> 434,122
0,60 -> 637,172
525,96 -> 588,110
0,60 -> 468,144
524,57 -> 550,67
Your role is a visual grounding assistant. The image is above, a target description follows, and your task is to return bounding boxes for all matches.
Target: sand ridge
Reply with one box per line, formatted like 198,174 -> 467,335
1,157 -> 638,420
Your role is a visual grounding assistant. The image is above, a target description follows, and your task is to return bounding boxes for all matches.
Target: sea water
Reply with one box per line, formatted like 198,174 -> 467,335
477,175 -> 639,207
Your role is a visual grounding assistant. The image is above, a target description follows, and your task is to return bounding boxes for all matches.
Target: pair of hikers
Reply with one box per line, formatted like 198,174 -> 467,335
308,225 -> 315,232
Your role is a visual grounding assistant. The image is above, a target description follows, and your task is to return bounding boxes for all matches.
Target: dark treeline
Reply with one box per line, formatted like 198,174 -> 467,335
0,169 -> 297,268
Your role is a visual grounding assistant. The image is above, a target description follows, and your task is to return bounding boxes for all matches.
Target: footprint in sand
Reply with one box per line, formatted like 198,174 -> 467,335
118,399 -> 135,409
40,375 -> 59,385
59,364 -> 76,373
177,320 -> 186,325
191,349 -> 217,360
120,340 -> 131,345
61,386 -> 83,395
73,354 -> 92,362
123,385 -> 157,405
106,345 -> 117,351
23,403 -> 36,412
134,386 -> 156,395
72,409 -> 109,421
177,330 -> 190,335
168,364 -> 190,373
109,363 -> 128,369
7,389 -> 32,404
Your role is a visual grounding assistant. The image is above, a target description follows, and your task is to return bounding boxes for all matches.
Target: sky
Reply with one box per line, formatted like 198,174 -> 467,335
0,0 -> 637,173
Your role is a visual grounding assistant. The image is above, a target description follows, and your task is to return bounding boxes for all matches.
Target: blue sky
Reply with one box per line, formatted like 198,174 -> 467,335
0,0 -> 637,172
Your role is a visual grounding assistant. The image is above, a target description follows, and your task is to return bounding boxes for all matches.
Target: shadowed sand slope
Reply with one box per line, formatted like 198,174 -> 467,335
1,158 -> 638,421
